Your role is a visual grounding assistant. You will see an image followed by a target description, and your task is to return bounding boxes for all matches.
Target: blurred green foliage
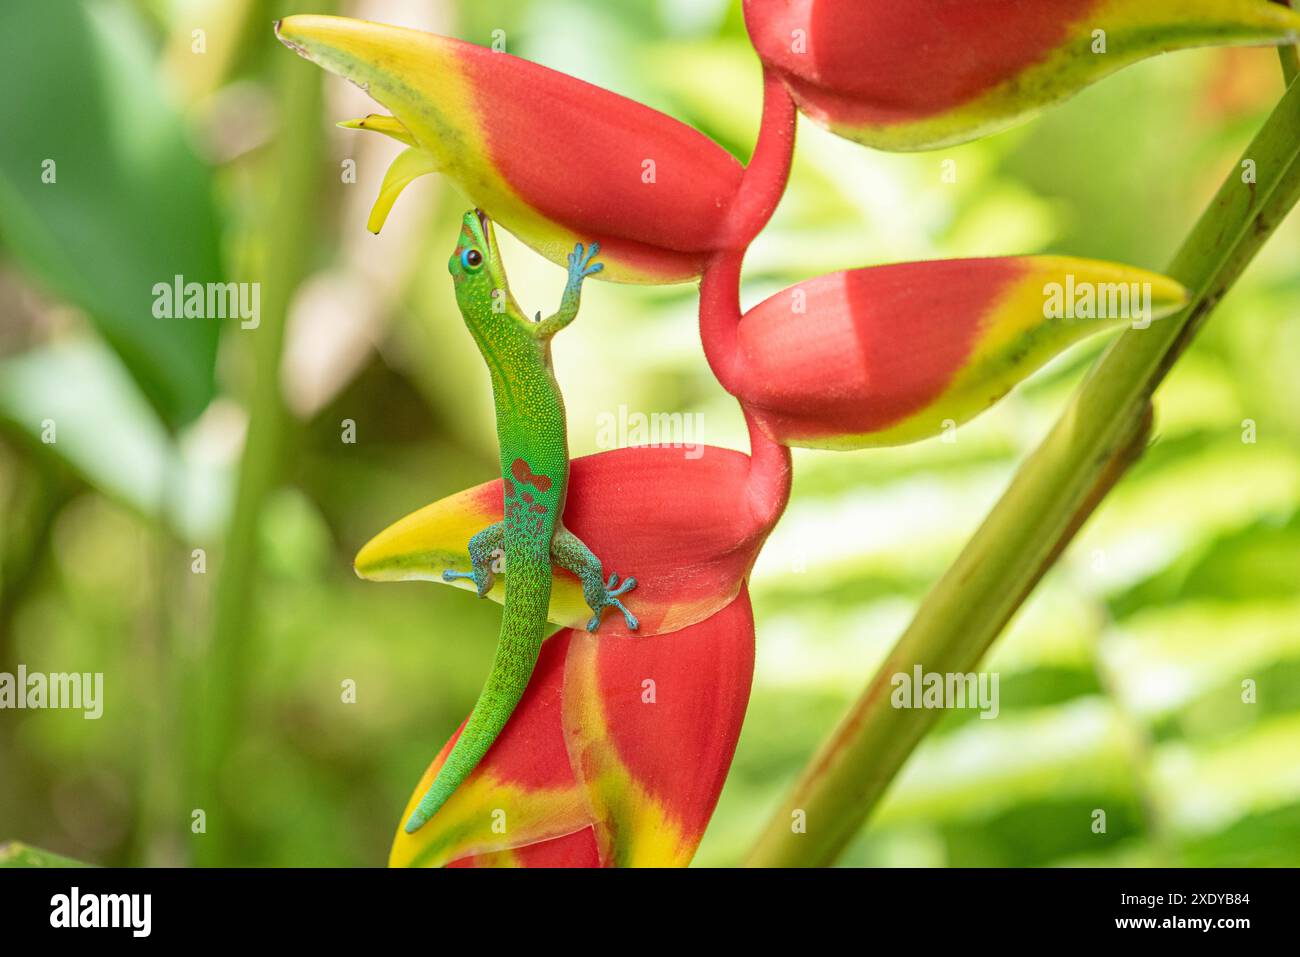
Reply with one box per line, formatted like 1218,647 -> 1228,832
0,0 -> 222,428
1,0 -> 1297,867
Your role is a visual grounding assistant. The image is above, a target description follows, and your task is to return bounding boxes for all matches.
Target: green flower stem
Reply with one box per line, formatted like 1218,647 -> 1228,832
191,2 -> 326,867
746,71 -> 1300,868
1281,3 -> 1300,85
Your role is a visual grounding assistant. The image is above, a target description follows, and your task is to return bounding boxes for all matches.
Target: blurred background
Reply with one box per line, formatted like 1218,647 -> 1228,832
1,0 -> 1298,867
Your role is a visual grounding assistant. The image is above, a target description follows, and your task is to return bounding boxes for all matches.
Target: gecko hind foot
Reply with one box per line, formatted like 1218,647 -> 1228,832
551,528 -> 638,633
606,572 -> 636,597
585,573 -> 639,633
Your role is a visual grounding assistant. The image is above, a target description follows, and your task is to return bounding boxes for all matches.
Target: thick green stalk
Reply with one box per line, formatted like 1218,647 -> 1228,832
192,6 -> 325,866
1281,3 -> 1300,85
746,72 -> 1300,867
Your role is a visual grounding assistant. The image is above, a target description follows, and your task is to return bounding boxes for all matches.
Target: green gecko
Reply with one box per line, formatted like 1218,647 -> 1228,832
404,209 -> 639,834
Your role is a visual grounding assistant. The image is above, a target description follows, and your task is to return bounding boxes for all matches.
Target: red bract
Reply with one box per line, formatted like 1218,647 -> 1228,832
356,444 -> 788,637
701,254 -> 1187,449
744,0 -> 1300,150
275,15 -> 751,283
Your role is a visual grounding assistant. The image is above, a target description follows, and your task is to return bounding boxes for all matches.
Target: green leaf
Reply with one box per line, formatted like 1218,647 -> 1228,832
0,341 -> 232,538
0,0 -> 223,428
0,842 -> 92,868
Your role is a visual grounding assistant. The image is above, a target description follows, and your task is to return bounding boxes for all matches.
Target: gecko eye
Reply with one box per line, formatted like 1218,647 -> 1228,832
461,248 -> 484,271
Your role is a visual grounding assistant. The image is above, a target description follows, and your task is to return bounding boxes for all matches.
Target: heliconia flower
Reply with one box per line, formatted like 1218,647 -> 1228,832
355,444 -> 787,637
743,0 -> 1300,151
388,589 -> 756,867
701,255 -> 1188,450
274,15 -> 748,284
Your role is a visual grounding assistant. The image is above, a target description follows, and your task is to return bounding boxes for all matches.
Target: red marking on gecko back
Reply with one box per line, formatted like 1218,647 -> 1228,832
511,458 -> 553,493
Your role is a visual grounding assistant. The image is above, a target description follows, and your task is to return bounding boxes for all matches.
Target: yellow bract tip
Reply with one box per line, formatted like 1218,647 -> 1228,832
337,113 -> 418,148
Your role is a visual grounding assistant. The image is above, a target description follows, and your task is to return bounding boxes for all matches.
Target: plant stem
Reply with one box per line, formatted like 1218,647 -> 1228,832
700,63 -> 797,517
1279,3 -> 1300,85
137,458 -> 184,866
746,72 -> 1300,868
192,4 -> 325,866
720,65 -> 797,251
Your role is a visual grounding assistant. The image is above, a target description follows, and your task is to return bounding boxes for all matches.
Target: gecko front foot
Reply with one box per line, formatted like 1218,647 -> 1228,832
442,566 -> 493,597
567,241 -> 604,286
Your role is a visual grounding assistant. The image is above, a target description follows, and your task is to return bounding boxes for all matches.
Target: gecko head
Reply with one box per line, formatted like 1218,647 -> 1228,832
449,208 -> 507,307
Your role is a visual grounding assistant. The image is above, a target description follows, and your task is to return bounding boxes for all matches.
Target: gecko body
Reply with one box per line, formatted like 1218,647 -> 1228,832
404,209 -> 638,834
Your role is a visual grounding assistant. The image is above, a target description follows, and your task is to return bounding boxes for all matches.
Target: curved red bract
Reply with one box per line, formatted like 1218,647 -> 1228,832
274,15 -> 756,281
434,445 -> 781,637
564,589 -> 756,865
562,447 -> 774,635
462,46 -> 744,255
735,259 -> 1019,441
745,0 -> 1094,123
393,593 -> 757,867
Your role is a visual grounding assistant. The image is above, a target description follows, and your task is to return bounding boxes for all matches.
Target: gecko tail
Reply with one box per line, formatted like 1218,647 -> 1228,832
404,601 -> 548,834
